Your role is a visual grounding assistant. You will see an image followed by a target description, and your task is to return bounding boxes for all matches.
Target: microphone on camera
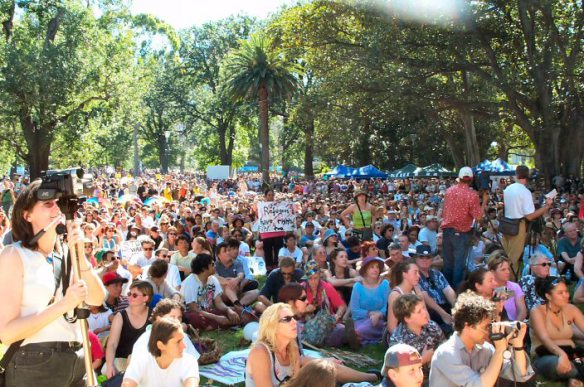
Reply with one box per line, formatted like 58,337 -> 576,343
30,217 -> 66,245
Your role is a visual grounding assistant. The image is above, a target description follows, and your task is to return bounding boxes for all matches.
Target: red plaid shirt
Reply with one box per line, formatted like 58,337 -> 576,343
441,183 -> 482,232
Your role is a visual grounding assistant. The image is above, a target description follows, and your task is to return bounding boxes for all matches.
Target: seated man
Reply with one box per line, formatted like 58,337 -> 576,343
381,343 -> 424,387
180,253 -> 241,329
430,291 -> 535,386
258,256 -> 304,308
214,242 -> 260,312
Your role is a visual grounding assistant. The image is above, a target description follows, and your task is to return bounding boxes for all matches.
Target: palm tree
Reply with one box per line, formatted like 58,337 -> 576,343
224,34 -> 302,185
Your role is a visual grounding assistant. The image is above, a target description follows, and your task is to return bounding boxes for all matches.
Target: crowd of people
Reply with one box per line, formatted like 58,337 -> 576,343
0,165 -> 584,387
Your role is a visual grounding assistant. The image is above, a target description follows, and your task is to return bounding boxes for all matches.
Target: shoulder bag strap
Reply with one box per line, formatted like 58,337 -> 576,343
356,202 -> 366,228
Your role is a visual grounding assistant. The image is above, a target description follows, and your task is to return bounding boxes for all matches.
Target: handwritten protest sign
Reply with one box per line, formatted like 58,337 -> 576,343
257,201 -> 296,233
121,239 -> 142,262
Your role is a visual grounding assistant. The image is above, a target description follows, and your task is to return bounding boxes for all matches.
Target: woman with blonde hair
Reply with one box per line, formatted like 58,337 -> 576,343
246,303 -> 300,386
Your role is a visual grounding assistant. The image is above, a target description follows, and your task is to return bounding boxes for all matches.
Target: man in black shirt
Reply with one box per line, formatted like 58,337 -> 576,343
258,256 -> 304,307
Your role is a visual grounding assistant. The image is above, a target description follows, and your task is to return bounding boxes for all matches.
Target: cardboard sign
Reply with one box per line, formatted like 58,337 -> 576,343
257,201 -> 295,233
120,239 -> 142,261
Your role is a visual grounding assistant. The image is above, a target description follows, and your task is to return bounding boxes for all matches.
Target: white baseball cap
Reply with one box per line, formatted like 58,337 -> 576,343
458,167 -> 474,180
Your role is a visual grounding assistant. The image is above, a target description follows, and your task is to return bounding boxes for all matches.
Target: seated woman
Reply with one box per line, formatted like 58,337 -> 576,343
530,276 -> 584,386
389,294 -> 445,381
275,290 -> 381,385
246,303 -> 301,386
323,248 -> 360,305
487,251 -> 528,321
458,268 -> 508,321
302,260 -> 347,347
123,317 -> 199,387
105,280 -> 153,378
349,256 -> 390,344
387,261 -> 451,334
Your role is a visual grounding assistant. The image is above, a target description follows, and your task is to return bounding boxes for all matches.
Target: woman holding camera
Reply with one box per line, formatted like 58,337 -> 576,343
530,276 -> 584,385
488,252 -> 527,321
0,180 -> 106,387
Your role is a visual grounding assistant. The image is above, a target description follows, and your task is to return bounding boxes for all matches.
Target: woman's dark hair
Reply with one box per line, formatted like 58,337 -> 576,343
151,299 -> 184,322
148,259 -> 169,279
148,317 -> 182,357
176,234 -> 190,245
278,283 -> 304,304
390,260 -> 415,288
329,248 -> 347,275
191,253 -> 214,274
130,280 -> 154,304
393,293 -> 424,324
535,276 -> 568,301
381,224 -> 394,237
11,179 -> 44,249
458,268 -> 489,294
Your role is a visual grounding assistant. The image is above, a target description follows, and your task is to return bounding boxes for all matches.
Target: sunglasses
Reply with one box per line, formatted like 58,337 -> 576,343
279,316 -> 296,323
533,262 -> 551,267
160,254 -> 169,258
282,272 -> 293,277
298,295 -> 307,302
128,292 -> 144,298
168,233 -> 177,236
143,247 -> 154,251
84,245 -> 93,249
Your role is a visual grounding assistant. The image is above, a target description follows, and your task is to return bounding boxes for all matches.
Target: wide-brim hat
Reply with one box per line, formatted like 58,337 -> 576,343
353,190 -> 368,199
359,256 -> 385,276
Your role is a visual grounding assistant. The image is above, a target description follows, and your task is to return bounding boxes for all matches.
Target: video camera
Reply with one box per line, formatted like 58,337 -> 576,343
489,321 -> 521,341
37,168 -> 94,219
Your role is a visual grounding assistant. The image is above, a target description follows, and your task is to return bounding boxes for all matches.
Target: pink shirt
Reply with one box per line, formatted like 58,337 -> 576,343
441,183 -> 482,232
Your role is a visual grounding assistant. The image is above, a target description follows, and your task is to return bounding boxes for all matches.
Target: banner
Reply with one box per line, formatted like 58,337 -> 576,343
257,201 -> 296,233
120,239 -> 142,262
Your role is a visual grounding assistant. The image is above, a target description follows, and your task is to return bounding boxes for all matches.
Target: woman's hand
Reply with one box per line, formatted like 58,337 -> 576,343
557,351 -> 573,374
370,311 -> 382,327
305,304 -> 316,314
64,280 -> 88,308
106,363 -> 118,379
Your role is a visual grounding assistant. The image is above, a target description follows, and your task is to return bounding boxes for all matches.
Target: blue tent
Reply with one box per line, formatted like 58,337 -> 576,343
350,164 -> 388,179
473,158 -> 516,176
324,164 -> 355,179
388,164 -> 419,178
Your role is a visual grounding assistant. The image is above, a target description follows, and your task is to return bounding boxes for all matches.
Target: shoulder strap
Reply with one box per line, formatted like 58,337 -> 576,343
356,202 -> 366,226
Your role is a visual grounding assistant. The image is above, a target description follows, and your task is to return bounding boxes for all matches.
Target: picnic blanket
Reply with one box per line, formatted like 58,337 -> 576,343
199,348 -> 323,385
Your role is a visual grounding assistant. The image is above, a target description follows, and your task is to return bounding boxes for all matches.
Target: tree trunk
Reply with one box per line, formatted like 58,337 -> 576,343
559,114 -> 584,177
217,122 -> 231,166
460,70 -> 481,165
533,127 -> 561,189
158,133 -> 169,173
258,83 -> 270,185
304,117 -> 315,178
133,124 -> 140,177
21,115 -> 51,179
443,131 -> 465,170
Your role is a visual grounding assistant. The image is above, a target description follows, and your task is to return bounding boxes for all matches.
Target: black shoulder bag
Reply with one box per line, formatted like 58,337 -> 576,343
356,203 -> 373,241
0,252 -> 64,386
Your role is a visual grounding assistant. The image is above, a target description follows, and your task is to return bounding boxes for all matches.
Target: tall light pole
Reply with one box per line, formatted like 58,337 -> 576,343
164,130 -> 171,173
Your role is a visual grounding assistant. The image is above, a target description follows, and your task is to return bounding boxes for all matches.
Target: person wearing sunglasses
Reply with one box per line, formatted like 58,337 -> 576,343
519,252 -> 554,311
258,257 -> 303,309
128,239 -> 157,277
246,303 -> 299,386
277,284 -> 381,384
104,280 -> 153,379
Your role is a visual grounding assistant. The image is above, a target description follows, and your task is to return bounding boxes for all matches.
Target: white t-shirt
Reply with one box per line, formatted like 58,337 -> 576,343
503,183 -> 535,219
141,262 -> 182,289
180,274 -> 223,308
88,309 -> 112,337
278,246 -> 303,263
133,325 -> 200,360
124,351 -> 199,387
239,242 -> 251,257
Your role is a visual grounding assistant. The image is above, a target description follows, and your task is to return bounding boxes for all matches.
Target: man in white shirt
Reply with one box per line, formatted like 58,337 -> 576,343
278,233 -> 304,265
141,248 -> 182,289
502,166 -> 552,279
180,253 -> 241,330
